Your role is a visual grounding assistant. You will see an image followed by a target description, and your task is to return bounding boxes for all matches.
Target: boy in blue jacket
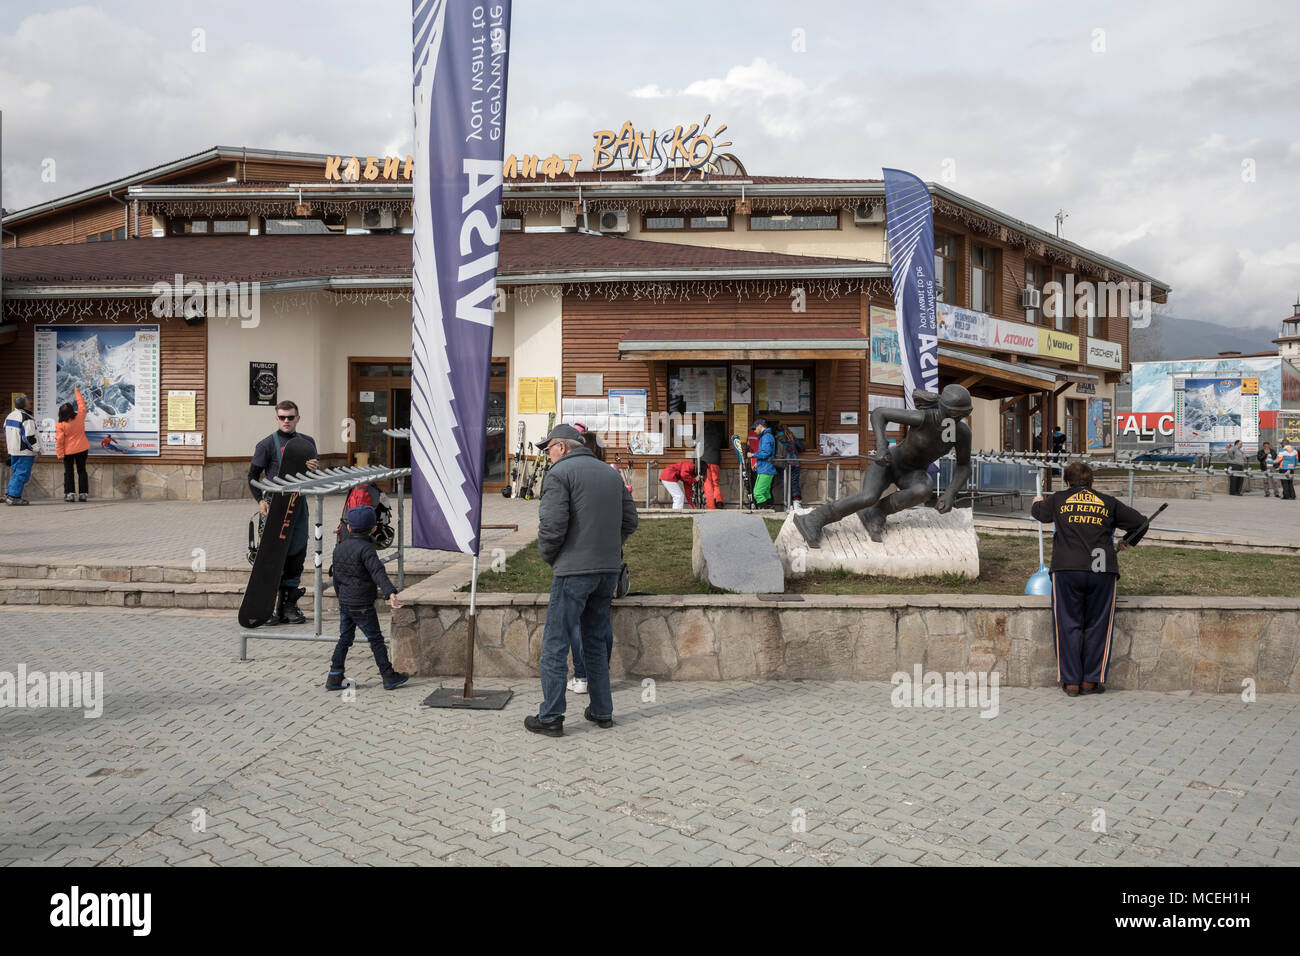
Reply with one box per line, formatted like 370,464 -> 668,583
326,506 -> 408,691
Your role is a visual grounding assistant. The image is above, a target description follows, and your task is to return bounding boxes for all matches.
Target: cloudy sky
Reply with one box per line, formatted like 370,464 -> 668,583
1,0 -> 1297,330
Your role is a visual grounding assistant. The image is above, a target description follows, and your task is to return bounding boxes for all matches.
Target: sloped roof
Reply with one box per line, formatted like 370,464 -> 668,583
0,232 -> 883,289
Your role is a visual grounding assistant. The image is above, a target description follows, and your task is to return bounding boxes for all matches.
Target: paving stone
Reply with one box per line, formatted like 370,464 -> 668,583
1,607 -> 1297,866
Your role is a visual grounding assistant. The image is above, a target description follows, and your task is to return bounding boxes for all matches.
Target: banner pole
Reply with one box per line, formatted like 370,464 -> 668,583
464,553 -> 479,699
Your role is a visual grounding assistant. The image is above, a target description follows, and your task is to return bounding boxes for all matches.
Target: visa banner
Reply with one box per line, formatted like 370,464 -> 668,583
882,169 -> 938,408
410,0 -> 513,554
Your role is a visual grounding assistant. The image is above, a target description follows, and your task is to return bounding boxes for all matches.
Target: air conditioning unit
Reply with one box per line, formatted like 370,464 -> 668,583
1019,288 -> 1042,309
362,208 -> 397,230
853,203 -> 885,225
559,206 -> 578,228
598,209 -> 630,234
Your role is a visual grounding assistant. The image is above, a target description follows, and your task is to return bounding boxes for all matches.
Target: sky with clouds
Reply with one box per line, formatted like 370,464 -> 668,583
1,0 -> 1297,331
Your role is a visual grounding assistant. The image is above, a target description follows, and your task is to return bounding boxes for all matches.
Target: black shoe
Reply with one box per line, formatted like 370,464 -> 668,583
1064,684 -> 1081,697
524,715 -> 563,737
584,707 -> 614,729
278,587 -> 307,625
382,670 -> 409,690
1086,683 -> 1105,695
325,669 -> 347,691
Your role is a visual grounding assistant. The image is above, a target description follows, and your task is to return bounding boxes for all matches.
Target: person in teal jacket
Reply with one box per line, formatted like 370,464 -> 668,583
1275,442 -> 1297,500
752,419 -> 778,510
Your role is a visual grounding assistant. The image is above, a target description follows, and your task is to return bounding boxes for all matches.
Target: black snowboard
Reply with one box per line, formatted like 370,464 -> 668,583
238,437 -> 314,628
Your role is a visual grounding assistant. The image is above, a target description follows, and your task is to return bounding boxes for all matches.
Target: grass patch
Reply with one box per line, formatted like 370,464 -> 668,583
470,517 -> 1296,597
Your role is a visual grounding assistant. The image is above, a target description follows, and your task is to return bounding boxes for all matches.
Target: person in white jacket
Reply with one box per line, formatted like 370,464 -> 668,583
5,395 -> 39,506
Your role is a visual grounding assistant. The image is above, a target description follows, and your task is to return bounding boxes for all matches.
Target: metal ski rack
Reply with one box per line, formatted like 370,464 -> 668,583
237,462 -> 412,661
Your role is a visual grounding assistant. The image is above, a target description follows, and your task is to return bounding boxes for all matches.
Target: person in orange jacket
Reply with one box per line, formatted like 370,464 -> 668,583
56,387 -> 91,502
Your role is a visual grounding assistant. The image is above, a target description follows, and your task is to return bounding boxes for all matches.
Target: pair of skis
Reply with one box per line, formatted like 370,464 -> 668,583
731,435 -> 753,510
503,420 -> 526,497
506,412 -> 555,500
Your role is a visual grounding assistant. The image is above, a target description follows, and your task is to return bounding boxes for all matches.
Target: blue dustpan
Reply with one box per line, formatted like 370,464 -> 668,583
1025,468 -> 1052,595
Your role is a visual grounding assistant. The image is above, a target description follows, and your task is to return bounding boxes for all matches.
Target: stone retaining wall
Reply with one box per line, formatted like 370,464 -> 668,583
392,594 -> 1300,694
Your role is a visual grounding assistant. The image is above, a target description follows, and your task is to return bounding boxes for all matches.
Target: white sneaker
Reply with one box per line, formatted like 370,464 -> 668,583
567,678 -> 588,694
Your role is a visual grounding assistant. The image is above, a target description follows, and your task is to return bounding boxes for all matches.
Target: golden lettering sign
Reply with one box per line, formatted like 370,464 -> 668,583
328,120 -> 735,182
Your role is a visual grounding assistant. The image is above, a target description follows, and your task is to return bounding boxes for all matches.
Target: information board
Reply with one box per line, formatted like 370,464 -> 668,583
34,324 -> 160,456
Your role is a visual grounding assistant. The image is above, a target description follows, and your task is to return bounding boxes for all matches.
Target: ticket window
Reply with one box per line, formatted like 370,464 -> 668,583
755,365 -> 813,450
667,364 -> 728,449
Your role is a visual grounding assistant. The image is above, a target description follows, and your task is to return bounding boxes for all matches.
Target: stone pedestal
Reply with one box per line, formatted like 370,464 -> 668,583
692,512 -> 784,594
776,506 -> 979,579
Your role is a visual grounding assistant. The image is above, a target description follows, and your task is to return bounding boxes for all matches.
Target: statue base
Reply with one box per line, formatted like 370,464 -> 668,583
776,506 -> 979,579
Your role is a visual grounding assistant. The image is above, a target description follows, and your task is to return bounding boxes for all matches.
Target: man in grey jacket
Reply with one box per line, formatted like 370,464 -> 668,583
1227,440 -> 1245,496
526,424 -> 639,737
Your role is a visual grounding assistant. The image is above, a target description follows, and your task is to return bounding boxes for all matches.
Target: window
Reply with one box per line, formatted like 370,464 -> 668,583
642,211 -> 731,232
749,212 -> 838,231
1024,261 -> 1045,324
500,212 -> 524,232
212,219 -> 250,234
970,243 -> 997,313
1087,282 -> 1104,338
264,218 -> 331,235
1050,269 -> 1073,333
755,366 -> 813,415
113,227 -> 125,240
935,231 -> 960,304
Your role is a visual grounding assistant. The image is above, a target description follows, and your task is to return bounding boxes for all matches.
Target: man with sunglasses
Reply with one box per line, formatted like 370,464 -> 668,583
248,400 -> 320,624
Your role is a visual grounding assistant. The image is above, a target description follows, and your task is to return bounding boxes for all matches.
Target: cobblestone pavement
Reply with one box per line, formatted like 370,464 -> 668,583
0,493 -> 539,579
2,607 -> 1296,867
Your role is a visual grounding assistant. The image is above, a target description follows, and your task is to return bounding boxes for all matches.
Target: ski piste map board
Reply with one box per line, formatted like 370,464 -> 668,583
34,325 -> 161,456
238,437 -> 314,629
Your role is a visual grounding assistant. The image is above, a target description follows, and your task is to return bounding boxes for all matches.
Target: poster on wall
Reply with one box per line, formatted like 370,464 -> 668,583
730,365 -> 753,405
34,324 -> 160,456
870,306 -> 903,386
819,433 -> 859,457
249,362 -> 278,406
670,367 -> 725,413
756,368 -> 804,412
1086,398 -> 1112,450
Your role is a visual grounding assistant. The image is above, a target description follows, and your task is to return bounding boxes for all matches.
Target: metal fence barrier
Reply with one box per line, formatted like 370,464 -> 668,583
237,464 -> 412,661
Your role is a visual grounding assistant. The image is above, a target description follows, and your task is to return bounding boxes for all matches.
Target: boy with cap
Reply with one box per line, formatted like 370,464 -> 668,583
326,504 -> 408,691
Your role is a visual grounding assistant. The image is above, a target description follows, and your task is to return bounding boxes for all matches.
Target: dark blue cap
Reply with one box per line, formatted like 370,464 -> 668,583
346,505 -> 377,529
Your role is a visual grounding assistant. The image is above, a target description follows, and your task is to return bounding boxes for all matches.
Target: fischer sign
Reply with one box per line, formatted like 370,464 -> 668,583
1116,412 -> 1174,441
989,318 -> 1040,356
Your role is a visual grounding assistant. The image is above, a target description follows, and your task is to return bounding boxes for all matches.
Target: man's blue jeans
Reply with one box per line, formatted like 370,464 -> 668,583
6,455 -> 33,498
539,572 -> 617,724
570,624 -> 613,680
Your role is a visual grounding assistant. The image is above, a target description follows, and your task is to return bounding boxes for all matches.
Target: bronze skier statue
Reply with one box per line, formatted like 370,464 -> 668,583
793,383 -> 974,547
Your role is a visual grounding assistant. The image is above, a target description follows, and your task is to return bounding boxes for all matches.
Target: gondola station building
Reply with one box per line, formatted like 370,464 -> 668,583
1,140 -> 1168,500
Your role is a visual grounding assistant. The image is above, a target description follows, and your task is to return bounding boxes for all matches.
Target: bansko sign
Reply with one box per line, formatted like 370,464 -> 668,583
325,118 -> 734,183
